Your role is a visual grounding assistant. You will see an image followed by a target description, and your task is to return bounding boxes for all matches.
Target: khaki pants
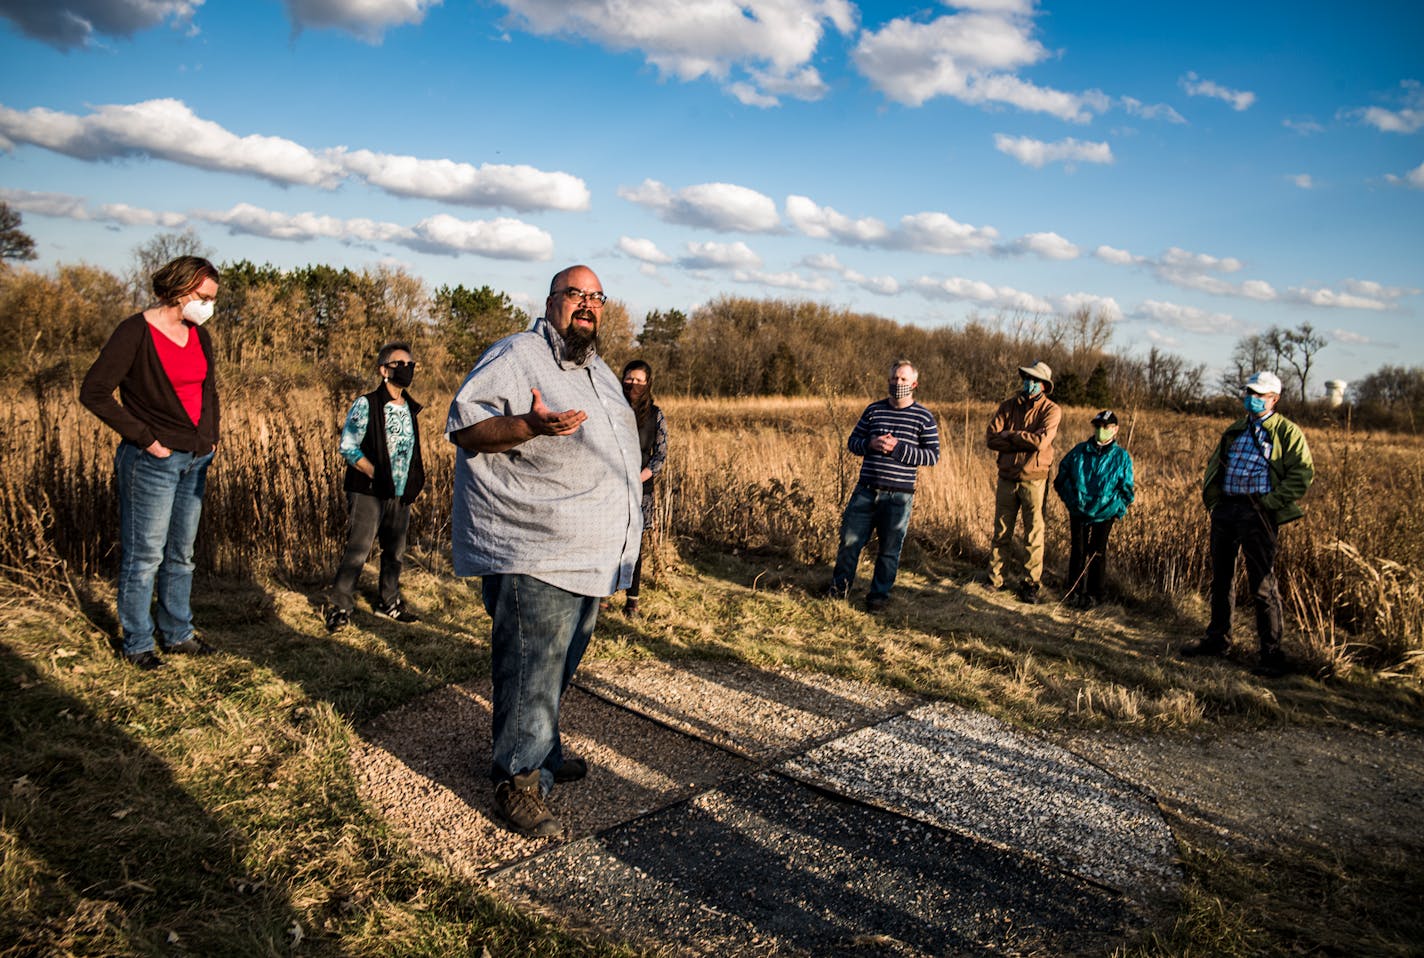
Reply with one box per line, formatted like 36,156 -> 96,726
989,476 -> 1047,589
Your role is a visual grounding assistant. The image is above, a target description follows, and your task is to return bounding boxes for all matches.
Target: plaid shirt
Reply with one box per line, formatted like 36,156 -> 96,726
1222,415 -> 1274,496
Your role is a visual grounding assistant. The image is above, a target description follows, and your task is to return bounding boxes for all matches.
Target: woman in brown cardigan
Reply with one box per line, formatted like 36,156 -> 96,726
80,256 -> 222,670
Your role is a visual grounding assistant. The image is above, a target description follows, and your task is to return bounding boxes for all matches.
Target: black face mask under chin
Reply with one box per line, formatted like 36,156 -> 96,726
387,364 -> 414,389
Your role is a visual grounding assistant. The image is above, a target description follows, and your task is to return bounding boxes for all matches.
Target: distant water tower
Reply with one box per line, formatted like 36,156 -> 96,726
1324,380 -> 1348,407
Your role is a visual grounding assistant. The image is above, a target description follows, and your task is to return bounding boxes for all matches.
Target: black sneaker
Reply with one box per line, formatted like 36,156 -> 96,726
376,600 -> 420,624
165,636 -> 218,656
494,771 -> 563,838
1016,582 -> 1040,605
553,756 -> 589,784
1180,638 -> 1230,659
325,608 -> 351,633
125,650 -> 166,671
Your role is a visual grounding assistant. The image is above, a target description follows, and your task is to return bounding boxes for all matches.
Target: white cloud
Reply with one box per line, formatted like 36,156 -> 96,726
1094,244 -> 1141,266
284,0 -> 439,41
852,6 -> 1103,121
0,0 -> 200,49
1008,231 -> 1080,261
679,240 -> 763,270
1355,79 -> 1424,133
799,250 -> 897,294
913,275 -> 1052,313
733,269 -> 834,292
618,236 -> 673,264
0,98 -> 586,212
338,150 -> 589,211
1120,97 -> 1186,124
406,213 -> 553,260
801,252 -> 845,272
1283,285 -> 1393,311
784,194 -> 889,243
96,202 -> 188,227
994,134 -> 1113,169
1341,278 -> 1420,301
1283,117 -> 1324,135
1331,328 -> 1373,345
619,178 -> 781,232
1135,299 -> 1245,335
1180,72 -> 1256,111
0,98 -> 345,188
1145,329 -> 1180,347
1289,173 -> 1315,189
1385,161 -> 1424,189
0,187 -> 100,219
894,211 -> 999,255
497,0 -> 856,106
1054,293 -> 1121,321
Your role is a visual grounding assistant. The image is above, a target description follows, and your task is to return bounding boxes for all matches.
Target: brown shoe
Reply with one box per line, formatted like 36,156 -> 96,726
493,770 -> 563,838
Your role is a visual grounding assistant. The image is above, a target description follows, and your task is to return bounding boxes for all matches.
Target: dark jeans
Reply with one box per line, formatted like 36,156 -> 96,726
831,485 -> 915,601
1207,497 -> 1283,653
330,493 -> 409,613
482,573 -> 598,794
1066,516 -> 1116,601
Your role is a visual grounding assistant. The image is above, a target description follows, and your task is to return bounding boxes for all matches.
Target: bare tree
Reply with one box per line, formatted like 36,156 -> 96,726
125,229 -> 213,306
1279,322 -> 1327,402
1,202 -> 38,263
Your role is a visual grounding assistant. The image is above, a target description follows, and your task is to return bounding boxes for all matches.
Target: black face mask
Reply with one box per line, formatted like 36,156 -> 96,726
387,364 -> 414,389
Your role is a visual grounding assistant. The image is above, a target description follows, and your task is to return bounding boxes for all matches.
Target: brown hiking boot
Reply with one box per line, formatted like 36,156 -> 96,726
493,770 -> 563,838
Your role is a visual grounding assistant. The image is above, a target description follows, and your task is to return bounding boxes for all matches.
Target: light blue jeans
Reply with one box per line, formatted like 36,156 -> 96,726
831,485 -> 915,601
114,442 -> 214,655
482,574 -> 598,794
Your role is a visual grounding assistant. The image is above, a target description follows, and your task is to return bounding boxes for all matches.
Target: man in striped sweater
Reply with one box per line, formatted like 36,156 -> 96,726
825,360 -> 941,613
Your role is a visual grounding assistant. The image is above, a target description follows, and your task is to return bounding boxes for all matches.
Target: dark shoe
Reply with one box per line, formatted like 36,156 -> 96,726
623,598 -> 640,617
376,600 -> 420,623
165,636 -> 218,656
125,650 -> 166,671
1180,637 -> 1230,659
1016,582 -> 1040,605
822,583 -> 849,600
553,756 -> 589,784
325,608 -> 351,634
494,771 -> 563,838
1251,652 -> 1291,678
865,595 -> 888,614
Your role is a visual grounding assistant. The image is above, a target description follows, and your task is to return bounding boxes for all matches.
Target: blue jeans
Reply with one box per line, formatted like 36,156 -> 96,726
831,485 -> 915,601
114,442 -> 214,656
482,574 -> 598,794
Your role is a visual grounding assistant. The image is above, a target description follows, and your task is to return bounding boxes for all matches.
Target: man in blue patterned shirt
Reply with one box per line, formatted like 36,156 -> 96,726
1183,370 -> 1314,677
824,360 -> 941,613
326,341 -> 424,632
447,265 -> 642,838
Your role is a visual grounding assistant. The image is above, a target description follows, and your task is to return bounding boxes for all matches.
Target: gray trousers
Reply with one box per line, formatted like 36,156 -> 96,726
331,492 -> 410,612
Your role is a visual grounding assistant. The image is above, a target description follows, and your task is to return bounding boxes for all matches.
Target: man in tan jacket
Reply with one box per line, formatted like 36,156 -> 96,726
985,361 -> 1062,603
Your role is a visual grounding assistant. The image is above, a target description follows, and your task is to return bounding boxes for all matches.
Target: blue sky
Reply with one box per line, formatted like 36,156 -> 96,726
2,0 -> 1421,388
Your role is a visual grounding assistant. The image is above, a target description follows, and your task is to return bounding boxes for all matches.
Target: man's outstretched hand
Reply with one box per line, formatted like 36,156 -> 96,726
526,387 -> 587,437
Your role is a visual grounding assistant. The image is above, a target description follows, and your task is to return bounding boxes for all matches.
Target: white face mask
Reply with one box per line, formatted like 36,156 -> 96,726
182,299 -> 215,326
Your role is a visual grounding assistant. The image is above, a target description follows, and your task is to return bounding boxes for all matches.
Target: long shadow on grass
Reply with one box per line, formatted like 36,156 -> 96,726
0,641 -> 302,956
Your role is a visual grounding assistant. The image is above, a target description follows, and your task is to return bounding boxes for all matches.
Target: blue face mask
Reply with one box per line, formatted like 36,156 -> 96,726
1243,394 -> 1268,415
1021,379 -> 1042,396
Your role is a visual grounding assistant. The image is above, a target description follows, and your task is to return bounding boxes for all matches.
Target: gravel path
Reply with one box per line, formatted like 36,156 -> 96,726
352,660 -> 1197,954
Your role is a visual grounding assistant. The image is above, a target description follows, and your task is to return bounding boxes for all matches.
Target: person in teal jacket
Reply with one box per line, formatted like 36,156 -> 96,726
1183,370 -> 1314,678
1053,410 -> 1134,609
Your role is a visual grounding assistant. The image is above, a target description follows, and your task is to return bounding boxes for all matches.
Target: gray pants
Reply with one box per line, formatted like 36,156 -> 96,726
331,492 -> 410,613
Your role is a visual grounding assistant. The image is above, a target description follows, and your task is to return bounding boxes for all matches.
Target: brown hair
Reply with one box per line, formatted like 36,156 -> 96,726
151,256 -> 220,306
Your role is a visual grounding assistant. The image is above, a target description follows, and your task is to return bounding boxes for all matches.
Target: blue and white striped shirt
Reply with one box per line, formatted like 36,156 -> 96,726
848,400 -> 940,493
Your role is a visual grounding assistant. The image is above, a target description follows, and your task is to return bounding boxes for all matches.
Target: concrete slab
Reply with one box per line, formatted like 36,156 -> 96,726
577,659 -> 921,760
780,703 -> 1181,903
491,772 -> 1131,957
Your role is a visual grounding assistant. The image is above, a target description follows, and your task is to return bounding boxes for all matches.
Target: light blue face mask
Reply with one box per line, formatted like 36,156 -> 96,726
1243,393 -> 1268,415
1022,379 -> 1042,396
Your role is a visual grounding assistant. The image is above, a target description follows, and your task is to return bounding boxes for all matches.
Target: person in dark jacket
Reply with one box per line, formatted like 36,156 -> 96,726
326,342 -> 425,632
985,361 -> 1061,604
615,359 -> 667,617
1182,370 -> 1314,677
1053,410 -> 1135,610
79,255 -> 222,670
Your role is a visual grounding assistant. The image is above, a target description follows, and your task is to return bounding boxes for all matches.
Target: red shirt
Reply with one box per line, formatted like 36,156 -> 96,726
149,322 -> 208,427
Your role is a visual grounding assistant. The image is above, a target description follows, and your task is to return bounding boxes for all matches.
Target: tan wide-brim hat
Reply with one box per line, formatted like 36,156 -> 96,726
1017,361 -> 1054,389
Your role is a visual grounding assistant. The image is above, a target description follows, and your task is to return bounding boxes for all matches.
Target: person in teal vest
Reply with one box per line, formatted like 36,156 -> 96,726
1053,410 -> 1134,610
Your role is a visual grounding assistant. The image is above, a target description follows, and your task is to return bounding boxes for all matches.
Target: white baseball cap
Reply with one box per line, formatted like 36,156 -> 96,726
1245,371 -> 1283,395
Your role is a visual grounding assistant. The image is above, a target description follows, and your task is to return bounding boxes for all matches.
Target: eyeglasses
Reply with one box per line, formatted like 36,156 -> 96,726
383,360 -> 417,369
556,286 -> 608,306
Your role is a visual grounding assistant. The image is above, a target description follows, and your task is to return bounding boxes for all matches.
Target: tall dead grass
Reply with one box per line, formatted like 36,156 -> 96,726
4,388 -> 1421,676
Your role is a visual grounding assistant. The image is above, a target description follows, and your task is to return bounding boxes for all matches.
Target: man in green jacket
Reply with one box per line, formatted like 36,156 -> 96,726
1182,371 -> 1314,677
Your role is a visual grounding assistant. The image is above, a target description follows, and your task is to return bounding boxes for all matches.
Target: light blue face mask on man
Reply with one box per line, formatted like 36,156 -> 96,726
1243,393 -> 1268,415
1022,379 -> 1042,396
